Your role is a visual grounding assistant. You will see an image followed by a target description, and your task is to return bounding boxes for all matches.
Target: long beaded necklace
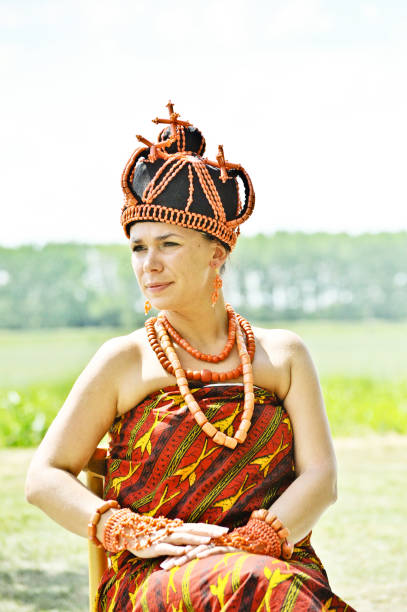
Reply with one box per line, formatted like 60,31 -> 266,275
145,304 -> 256,449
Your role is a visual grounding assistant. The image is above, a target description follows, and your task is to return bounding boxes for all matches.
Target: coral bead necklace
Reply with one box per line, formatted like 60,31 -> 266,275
161,303 -> 237,363
145,304 -> 256,448
145,307 -> 255,384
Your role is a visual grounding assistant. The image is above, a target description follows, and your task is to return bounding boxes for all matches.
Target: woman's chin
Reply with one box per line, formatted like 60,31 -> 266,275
147,297 -> 174,312
149,298 -> 191,314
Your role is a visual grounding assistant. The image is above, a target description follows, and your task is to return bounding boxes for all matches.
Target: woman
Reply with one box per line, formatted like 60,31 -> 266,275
26,103 -> 354,611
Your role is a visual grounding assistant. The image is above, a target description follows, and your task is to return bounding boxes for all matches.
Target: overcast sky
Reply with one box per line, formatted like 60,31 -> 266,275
1,0 -> 406,246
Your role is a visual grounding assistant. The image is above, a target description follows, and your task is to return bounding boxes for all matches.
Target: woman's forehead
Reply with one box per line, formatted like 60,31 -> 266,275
129,222 -> 198,241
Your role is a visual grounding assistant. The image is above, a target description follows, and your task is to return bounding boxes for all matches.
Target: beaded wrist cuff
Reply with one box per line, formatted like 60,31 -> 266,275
212,510 -> 293,560
212,519 -> 282,557
102,509 -> 183,553
87,499 -> 121,548
251,509 -> 293,559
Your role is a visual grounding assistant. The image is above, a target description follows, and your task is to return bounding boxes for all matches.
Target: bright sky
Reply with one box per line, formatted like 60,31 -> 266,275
1,0 -> 407,246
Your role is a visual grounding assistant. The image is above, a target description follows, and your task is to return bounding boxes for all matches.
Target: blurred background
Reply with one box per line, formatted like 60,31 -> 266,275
1,1 -> 406,610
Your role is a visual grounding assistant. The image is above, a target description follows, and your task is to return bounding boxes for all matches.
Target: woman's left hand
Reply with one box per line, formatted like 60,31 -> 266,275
160,542 -> 239,570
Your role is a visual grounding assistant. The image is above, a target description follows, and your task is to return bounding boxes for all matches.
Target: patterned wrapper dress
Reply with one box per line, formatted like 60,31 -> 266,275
95,383 -> 355,611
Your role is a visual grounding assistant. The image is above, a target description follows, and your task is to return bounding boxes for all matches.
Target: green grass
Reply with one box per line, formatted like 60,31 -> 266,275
1,322 -> 407,446
0,327 -> 121,388
2,375 -> 406,446
321,375 -> 407,436
1,449 -> 88,612
0,381 -> 72,446
312,435 -> 407,610
2,438 -> 406,611
2,320 -> 407,386
257,318 -> 407,380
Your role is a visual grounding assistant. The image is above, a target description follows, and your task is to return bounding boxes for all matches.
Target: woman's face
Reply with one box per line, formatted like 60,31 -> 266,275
129,222 -> 225,312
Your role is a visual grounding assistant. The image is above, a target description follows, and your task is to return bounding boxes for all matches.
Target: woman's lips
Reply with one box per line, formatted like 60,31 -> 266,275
145,282 -> 173,293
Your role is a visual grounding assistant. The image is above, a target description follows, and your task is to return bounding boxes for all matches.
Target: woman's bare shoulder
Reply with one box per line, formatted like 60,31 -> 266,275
251,326 -> 310,400
92,327 -> 146,367
92,327 -> 170,414
253,325 -> 306,355
72,328 -> 147,399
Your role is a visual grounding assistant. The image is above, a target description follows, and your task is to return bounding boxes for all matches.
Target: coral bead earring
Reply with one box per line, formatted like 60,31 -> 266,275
144,300 -> 152,315
211,270 -> 223,306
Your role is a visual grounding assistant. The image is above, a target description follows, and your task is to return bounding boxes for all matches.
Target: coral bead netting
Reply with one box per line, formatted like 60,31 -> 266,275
145,304 -> 256,448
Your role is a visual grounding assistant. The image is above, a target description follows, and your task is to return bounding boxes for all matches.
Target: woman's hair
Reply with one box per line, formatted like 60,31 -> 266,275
200,232 -> 230,274
200,231 -> 231,254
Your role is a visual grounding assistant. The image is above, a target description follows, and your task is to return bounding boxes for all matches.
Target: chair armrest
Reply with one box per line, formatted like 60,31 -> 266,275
83,447 -> 107,477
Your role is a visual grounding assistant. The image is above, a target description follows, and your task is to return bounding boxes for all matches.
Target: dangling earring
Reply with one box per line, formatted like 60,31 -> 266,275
211,270 -> 223,307
144,300 -> 152,315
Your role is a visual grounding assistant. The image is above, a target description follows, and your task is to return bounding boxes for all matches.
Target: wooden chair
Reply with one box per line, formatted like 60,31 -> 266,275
82,447 -> 109,612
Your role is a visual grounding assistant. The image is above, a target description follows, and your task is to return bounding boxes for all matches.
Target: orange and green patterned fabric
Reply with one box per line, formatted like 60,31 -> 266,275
95,383 -> 354,611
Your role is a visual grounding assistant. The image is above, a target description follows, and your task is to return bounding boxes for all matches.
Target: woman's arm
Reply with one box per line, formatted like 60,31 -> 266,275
266,331 -> 337,544
25,336 -> 227,552
160,330 -> 338,570
25,337 -> 127,539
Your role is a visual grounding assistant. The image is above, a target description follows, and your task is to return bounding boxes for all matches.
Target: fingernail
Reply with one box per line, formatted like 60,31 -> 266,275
160,562 -> 171,569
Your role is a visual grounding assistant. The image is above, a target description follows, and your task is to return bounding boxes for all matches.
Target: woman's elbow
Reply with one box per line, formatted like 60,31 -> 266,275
25,459 -> 48,506
325,465 -> 338,505
310,462 -> 337,506
25,467 -> 40,505
330,477 -> 338,505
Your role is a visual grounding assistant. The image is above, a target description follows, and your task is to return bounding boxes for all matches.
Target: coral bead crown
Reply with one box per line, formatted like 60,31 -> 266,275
121,101 -> 255,250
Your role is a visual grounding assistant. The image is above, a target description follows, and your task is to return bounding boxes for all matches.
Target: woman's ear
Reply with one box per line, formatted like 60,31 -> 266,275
210,243 -> 228,270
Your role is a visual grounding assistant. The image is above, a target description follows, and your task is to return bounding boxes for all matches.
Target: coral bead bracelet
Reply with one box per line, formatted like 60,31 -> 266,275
87,500 -> 120,548
212,509 -> 293,560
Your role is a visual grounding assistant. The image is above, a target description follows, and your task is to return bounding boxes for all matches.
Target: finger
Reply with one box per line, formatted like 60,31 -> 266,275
162,553 -> 189,569
160,557 -> 178,570
160,553 -> 191,570
196,545 -> 238,558
129,543 -> 187,558
178,544 -> 209,564
160,544 -> 209,570
163,533 -> 211,546
182,523 -> 229,537
176,523 -> 228,537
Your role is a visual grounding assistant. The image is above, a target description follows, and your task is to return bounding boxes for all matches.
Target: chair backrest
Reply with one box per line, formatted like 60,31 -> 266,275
83,447 -> 108,612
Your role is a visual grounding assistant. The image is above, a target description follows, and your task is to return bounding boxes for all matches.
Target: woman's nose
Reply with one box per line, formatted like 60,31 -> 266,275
143,248 -> 163,272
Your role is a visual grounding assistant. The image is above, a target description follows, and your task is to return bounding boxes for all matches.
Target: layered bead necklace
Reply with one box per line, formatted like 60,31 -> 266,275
145,303 -> 256,449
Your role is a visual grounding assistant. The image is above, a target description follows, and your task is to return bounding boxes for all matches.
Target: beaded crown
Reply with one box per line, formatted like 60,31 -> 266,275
120,101 -> 255,249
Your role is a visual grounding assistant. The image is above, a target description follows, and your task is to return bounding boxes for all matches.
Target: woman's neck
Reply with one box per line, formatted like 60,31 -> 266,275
161,296 -> 230,354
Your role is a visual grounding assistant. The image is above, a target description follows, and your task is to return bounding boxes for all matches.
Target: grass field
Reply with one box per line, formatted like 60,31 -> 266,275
2,436 -> 406,611
1,321 -> 407,446
2,319 -> 407,386
1,322 -> 406,609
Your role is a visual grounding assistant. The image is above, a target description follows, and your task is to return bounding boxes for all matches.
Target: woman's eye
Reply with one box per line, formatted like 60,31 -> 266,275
131,242 -> 179,252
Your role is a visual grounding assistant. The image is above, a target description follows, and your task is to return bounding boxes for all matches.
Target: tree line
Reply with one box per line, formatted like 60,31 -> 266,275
0,232 -> 406,328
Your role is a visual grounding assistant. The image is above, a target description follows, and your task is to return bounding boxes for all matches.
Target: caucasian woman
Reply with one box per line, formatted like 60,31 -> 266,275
26,103 -> 354,611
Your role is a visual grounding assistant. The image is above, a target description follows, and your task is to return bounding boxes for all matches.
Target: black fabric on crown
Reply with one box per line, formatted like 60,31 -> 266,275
158,125 -> 206,155
121,114 -> 254,249
131,155 -> 241,222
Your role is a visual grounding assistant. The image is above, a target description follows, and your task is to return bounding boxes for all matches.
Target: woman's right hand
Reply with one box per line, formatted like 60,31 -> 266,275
127,522 -> 229,559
